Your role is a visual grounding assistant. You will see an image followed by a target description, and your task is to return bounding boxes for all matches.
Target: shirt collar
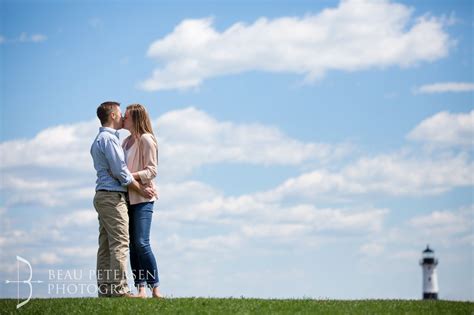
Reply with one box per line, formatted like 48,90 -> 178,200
99,127 -> 120,138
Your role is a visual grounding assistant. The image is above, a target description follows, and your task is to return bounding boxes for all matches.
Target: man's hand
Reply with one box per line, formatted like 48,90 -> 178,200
141,185 -> 155,199
128,178 -> 156,199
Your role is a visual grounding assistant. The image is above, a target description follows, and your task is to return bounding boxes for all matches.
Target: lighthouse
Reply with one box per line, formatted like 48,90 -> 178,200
419,245 -> 439,300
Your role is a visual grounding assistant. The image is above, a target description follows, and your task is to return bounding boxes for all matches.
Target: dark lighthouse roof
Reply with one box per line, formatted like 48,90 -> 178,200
423,245 -> 434,253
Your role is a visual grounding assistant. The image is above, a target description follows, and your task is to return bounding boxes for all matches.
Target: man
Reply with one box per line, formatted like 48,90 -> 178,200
90,101 -> 154,297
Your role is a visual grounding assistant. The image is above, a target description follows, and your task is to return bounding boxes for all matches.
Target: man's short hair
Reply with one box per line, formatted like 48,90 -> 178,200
97,101 -> 120,125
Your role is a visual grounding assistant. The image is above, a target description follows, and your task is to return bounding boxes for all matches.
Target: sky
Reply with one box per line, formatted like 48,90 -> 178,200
0,0 -> 473,301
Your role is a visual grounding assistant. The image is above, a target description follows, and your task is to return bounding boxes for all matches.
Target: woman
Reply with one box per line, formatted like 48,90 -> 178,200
122,103 -> 162,298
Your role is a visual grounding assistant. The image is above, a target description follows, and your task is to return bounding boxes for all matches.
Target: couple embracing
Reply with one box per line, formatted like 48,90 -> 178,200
90,101 -> 162,298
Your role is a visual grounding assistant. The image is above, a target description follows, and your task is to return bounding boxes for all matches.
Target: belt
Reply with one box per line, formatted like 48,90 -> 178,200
96,189 -> 126,193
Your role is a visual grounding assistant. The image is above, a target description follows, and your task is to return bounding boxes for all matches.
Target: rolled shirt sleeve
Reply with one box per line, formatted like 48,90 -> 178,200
103,136 -> 133,186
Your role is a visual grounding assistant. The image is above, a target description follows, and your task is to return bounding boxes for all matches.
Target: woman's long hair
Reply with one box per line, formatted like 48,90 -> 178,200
126,104 -> 155,138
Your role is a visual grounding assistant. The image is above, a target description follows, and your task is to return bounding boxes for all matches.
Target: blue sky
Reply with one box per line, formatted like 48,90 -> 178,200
0,0 -> 473,301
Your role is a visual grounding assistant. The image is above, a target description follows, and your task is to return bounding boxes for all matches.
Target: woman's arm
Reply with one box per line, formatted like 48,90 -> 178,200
137,133 -> 158,183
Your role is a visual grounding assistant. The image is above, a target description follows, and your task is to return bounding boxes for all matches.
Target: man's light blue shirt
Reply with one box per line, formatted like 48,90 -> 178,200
90,127 -> 133,192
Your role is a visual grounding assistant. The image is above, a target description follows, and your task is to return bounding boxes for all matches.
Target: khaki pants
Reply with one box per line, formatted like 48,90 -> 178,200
93,191 -> 130,297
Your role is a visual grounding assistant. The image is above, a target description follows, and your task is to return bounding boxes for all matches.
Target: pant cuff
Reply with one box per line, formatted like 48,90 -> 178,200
148,282 -> 160,289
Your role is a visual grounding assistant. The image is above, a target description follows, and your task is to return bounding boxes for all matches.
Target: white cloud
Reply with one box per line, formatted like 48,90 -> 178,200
30,34 -> 47,42
407,110 -> 474,147
410,210 -> 463,228
241,223 -> 310,239
388,250 -> 419,261
158,177 -> 389,240
59,209 -> 97,227
261,152 -> 473,200
18,32 -> 47,43
139,0 -> 451,91
5,192 -> 67,208
239,206 -> 388,239
160,181 -> 221,206
0,119 -> 98,171
416,82 -> 474,94
1,176 -> 94,208
157,202 -> 388,252
459,234 -> 474,247
32,252 -> 62,265
157,107 -> 351,178
408,205 -> 473,239
5,189 -> 93,208
0,33 -> 47,44
62,246 -> 97,259
185,234 -> 242,252
0,224 -> 66,248
359,242 -> 385,256
0,176 -> 83,191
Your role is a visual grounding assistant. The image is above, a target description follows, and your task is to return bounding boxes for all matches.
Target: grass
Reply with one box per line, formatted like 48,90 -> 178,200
0,298 -> 473,314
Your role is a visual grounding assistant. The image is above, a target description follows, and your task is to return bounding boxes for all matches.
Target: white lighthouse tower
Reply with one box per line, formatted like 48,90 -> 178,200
419,245 -> 439,300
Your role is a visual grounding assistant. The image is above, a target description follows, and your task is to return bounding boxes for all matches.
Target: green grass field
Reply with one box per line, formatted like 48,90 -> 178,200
0,298 -> 473,314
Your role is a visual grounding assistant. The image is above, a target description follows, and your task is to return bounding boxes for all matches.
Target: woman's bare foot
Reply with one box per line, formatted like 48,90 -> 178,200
137,286 -> 147,298
152,287 -> 164,298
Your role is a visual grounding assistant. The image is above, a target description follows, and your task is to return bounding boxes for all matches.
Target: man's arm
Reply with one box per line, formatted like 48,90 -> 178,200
103,137 -> 133,186
103,136 -> 154,198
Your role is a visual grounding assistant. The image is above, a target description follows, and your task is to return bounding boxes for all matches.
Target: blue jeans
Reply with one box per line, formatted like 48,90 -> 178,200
128,201 -> 159,288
